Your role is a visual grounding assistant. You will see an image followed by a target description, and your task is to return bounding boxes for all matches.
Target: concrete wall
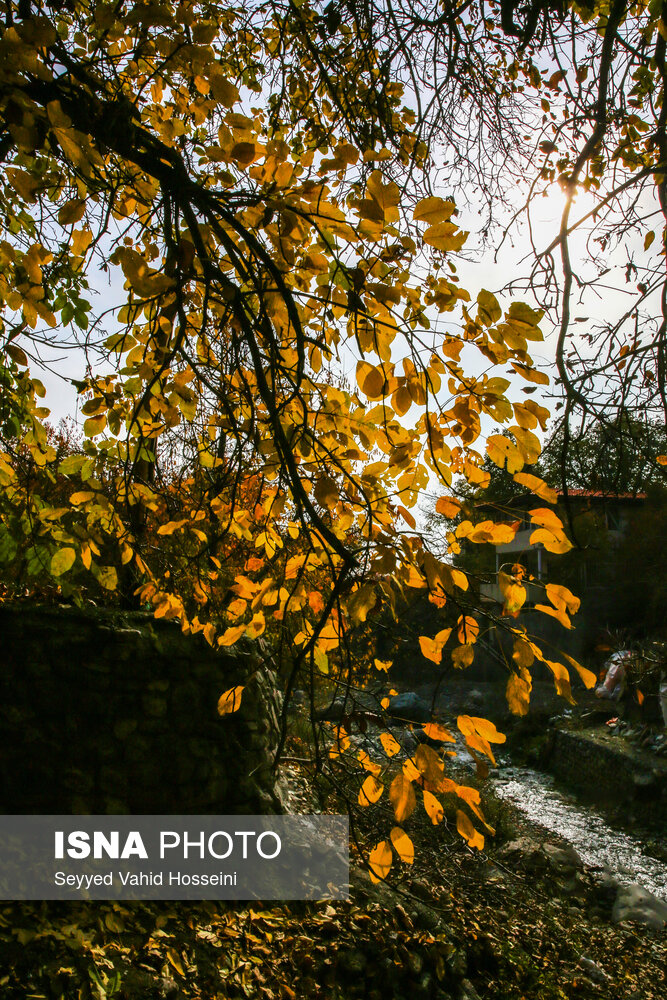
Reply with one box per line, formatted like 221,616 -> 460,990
0,604 -> 284,815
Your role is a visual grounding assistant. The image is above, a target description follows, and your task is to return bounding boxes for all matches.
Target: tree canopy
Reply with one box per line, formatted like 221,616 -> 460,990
2,0 -> 664,871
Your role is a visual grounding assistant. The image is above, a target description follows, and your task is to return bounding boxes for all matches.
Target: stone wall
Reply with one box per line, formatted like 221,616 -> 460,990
543,729 -> 667,823
0,603 -> 284,815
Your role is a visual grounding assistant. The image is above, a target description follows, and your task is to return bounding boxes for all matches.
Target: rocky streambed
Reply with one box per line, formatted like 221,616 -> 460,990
493,764 -> 667,904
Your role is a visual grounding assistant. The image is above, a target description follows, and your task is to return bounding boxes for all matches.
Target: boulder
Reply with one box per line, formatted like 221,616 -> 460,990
540,842 -> 583,875
387,692 -> 431,723
612,883 -> 667,930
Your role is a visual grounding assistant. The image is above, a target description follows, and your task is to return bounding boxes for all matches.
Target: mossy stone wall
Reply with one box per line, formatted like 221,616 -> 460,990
0,604 -> 284,814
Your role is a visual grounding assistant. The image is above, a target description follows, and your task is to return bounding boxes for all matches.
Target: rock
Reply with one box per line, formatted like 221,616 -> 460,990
459,978 -> 482,1000
413,972 -> 434,998
446,947 -> 468,979
316,697 -> 348,721
612,883 -> 667,929
387,692 -> 431,723
540,842 -> 583,875
288,688 -> 307,709
407,951 -> 424,976
576,955 -> 609,983
468,689 -> 484,710
338,949 -> 367,975
499,837 -> 548,872
590,869 -> 619,907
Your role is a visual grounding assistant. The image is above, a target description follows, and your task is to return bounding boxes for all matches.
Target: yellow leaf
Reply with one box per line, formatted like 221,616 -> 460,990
217,625 -> 245,647
368,840 -> 392,882
645,230 -> 655,250
512,426 -> 541,464
348,583 -> 377,624
423,789 -> 444,825
413,196 -> 456,225
51,547 -> 76,577
487,435 -> 524,473
167,948 -> 185,977
529,527 -> 573,554
513,472 -> 558,504
657,455 -> 667,466
456,809 -> 484,850
6,343 -> 28,366
419,635 -> 444,664
477,289 -> 502,325
231,141 -> 258,165
6,168 -> 40,202
71,227 -> 93,257
561,652 -> 597,689
69,490 -> 95,507
217,686 -> 244,715
390,827 -> 414,864
510,362 -> 550,385
358,751 -> 382,776
546,582 -> 580,615
83,413 -> 106,437
457,615 -> 479,644
389,773 -> 417,822
506,670 -> 532,715
534,603 -> 572,629
226,598 -> 247,620
422,723 -> 455,743
452,644 -> 474,669
512,637 -> 535,669
246,611 -> 266,637
358,775 -> 384,806
157,520 -> 186,536
450,568 -> 469,591
422,221 -> 468,252
435,496 -> 462,518
467,717 -> 506,744
374,658 -> 392,672
357,361 -> 386,399
503,582 -> 526,617
530,507 -> 564,530
397,504 -> 416,529
457,715 -> 499,764
380,732 -> 401,757
93,564 -> 118,591
543,657 -> 576,704
209,72 -> 239,106
366,170 -> 400,222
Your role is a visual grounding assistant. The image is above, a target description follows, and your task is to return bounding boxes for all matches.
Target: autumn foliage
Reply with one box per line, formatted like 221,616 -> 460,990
2,0 -> 648,874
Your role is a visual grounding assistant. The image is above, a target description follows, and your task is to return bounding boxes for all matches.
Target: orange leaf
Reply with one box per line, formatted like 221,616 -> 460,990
358,775 -> 384,806
389,773 -> 417,822
217,685 -> 244,715
456,809 -> 484,850
390,827 -> 415,864
368,840 -> 392,882
422,723 -> 455,743
380,732 -> 401,757
423,789 -> 444,825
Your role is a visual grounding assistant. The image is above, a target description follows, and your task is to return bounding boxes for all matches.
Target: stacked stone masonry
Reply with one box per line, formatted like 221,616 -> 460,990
0,604 -> 284,815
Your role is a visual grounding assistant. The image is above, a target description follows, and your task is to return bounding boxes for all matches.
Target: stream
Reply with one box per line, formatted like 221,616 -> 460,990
492,764 -> 667,901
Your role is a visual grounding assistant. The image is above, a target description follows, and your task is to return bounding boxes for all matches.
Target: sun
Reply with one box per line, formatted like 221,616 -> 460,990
530,182 -> 602,228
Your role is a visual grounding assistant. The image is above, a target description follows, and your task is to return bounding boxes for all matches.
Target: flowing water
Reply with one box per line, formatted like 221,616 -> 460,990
492,765 -> 667,901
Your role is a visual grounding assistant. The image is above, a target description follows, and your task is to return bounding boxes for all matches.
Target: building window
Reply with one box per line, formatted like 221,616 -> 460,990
606,507 -> 621,531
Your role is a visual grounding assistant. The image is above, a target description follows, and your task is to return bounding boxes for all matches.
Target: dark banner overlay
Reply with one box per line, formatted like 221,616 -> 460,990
0,815 -> 349,900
